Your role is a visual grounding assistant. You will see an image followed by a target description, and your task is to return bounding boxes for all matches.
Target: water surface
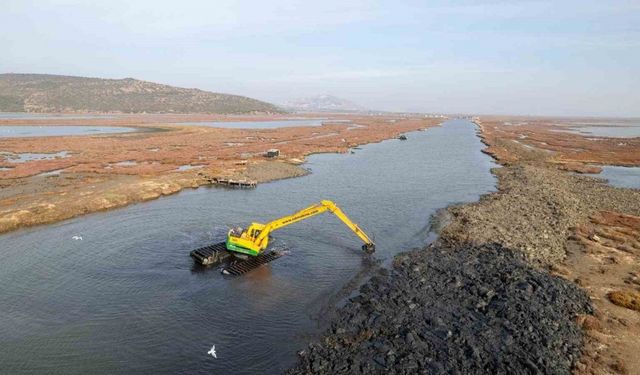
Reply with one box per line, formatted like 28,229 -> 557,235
589,166 -> 640,189
176,164 -> 204,171
0,119 -> 496,374
2,151 -> 71,163
0,126 -> 138,138
555,120 -> 640,138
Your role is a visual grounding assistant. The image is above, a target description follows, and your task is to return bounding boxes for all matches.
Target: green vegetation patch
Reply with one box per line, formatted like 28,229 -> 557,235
0,95 -> 25,112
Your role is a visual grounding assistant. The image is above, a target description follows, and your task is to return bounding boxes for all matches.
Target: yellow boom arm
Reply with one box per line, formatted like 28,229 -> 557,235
226,200 -> 375,256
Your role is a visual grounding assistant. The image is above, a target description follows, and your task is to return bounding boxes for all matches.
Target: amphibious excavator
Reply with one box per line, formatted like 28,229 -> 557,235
190,200 -> 375,275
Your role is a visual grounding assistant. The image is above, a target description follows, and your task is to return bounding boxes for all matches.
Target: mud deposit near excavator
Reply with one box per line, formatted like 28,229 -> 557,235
0,120 -> 496,374
289,244 -> 592,374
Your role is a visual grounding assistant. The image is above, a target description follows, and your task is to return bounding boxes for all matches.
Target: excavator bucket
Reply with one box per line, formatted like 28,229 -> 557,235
362,243 -> 376,254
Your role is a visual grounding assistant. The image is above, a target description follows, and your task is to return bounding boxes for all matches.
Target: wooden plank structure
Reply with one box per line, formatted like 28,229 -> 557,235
265,149 -> 280,158
211,177 -> 257,188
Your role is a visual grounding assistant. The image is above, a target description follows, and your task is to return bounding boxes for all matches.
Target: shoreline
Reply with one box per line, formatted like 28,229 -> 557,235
3,115 -> 638,372
0,114 -> 442,235
288,117 -> 640,374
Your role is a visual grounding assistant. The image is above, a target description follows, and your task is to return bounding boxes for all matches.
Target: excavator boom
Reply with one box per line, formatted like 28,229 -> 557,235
226,200 -> 375,256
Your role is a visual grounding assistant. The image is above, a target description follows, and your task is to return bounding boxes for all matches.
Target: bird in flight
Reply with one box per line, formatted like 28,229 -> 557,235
207,345 -> 217,358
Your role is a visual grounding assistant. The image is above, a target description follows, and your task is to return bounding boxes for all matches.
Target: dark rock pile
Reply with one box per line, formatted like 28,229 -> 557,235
288,243 -> 592,374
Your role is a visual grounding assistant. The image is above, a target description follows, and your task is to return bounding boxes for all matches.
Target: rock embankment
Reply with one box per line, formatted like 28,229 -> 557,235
287,117 -> 640,374
289,243 -> 591,374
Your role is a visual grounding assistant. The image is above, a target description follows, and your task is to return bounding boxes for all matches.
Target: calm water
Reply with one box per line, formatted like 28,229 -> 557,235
555,121 -> 640,138
0,126 -> 137,138
589,166 -> 640,189
174,119 -> 326,129
570,126 -> 640,138
0,119 -> 496,374
2,151 -> 70,163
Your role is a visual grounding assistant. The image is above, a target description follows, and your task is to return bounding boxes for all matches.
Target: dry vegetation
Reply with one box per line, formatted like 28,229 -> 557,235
0,113 -> 440,233
608,291 -> 640,312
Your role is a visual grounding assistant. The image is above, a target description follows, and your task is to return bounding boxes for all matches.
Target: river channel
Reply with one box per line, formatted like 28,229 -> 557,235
0,119 -> 496,374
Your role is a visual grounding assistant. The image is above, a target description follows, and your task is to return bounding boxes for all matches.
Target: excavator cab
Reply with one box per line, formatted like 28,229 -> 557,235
226,222 -> 268,256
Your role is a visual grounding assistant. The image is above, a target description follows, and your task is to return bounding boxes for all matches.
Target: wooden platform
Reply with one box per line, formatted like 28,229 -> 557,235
211,178 -> 257,188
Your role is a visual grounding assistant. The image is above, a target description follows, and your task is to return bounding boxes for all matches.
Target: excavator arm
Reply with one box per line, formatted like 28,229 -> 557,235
321,201 -> 375,249
226,200 -> 375,256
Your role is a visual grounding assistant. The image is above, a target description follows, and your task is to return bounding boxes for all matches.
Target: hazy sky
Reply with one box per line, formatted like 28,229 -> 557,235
2,0 -> 639,116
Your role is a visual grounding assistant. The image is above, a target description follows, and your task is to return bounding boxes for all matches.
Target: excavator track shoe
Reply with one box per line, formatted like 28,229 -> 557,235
222,251 -> 283,276
190,242 -> 231,266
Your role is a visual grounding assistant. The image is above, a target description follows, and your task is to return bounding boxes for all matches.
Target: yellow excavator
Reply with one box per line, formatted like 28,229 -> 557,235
226,200 -> 375,256
190,200 -> 375,275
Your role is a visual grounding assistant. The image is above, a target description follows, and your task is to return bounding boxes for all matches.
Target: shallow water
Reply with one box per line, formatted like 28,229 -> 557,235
2,151 -> 71,163
38,169 -> 65,177
174,119 -> 326,129
555,121 -> 640,138
0,125 -> 136,138
570,126 -> 640,138
0,119 -> 496,374
176,164 -> 204,171
589,166 -> 640,189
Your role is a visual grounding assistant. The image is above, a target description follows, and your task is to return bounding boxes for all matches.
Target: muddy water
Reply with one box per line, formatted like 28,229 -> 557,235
0,119 -> 496,374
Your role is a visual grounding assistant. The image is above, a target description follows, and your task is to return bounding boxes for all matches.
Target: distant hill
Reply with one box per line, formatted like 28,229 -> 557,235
282,94 -> 367,112
0,73 -> 281,114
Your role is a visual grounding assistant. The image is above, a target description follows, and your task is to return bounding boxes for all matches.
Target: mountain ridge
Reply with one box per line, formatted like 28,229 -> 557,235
282,94 -> 367,112
0,73 -> 281,114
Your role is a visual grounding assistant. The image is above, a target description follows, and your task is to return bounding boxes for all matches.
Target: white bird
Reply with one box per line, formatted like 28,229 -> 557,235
207,345 -> 217,358
72,235 -> 83,241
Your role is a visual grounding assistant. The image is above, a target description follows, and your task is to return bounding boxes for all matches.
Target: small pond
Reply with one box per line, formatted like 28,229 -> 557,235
589,166 -> 640,189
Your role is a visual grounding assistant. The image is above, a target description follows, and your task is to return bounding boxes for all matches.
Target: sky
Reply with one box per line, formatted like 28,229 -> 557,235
2,0 -> 639,116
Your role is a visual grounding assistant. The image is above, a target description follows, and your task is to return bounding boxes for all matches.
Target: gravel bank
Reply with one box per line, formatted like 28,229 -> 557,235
441,165 -> 640,267
288,243 -> 591,374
